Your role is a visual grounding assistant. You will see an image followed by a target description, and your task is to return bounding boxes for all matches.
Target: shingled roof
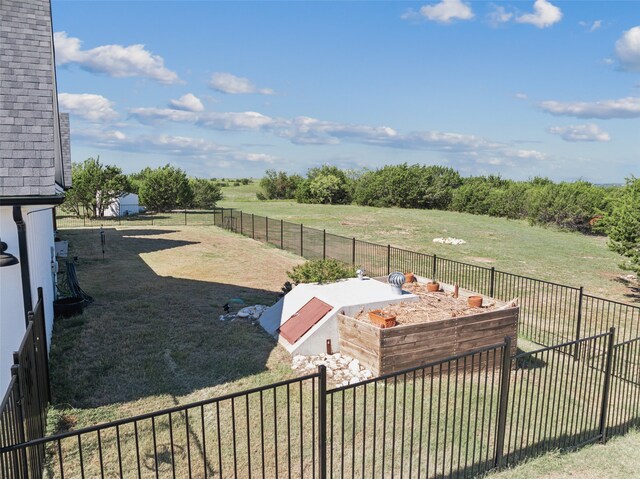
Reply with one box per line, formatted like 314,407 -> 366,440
0,0 -> 71,199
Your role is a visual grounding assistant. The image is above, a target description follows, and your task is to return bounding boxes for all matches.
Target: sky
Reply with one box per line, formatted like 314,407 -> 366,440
51,0 -> 640,183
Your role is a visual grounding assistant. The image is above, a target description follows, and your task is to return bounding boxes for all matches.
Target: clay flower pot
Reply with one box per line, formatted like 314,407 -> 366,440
368,309 -> 397,328
405,272 -> 416,283
468,295 -> 483,308
426,282 -> 440,292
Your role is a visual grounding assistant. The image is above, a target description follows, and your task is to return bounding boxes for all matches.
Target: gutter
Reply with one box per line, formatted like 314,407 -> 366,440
0,195 -> 64,206
13,206 -> 32,326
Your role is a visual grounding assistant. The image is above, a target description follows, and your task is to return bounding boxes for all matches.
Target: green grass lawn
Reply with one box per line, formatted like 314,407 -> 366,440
48,202 -> 639,478
219,182 -> 634,302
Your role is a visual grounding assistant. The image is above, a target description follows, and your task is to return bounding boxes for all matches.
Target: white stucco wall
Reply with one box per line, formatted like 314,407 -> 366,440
0,205 -> 56,396
25,206 -> 56,343
0,206 -> 26,395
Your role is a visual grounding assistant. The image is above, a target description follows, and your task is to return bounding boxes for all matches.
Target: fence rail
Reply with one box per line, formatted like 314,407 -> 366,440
3,329 -> 639,478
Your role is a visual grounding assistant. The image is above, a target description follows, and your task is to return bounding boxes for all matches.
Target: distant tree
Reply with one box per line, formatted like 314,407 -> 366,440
605,177 -> 640,273
354,164 -> 461,209
189,178 -> 223,209
139,165 -> 193,212
296,165 -> 352,204
61,157 -> 130,218
258,170 -> 303,200
127,167 -> 153,194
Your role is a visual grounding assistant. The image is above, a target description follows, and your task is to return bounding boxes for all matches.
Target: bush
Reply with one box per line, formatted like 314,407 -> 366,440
189,178 -> 223,209
258,170 -> 302,200
604,177 -> 640,273
353,164 -> 461,209
526,181 -> 608,232
138,165 -> 193,212
287,259 -> 356,284
296,166 -> 353,204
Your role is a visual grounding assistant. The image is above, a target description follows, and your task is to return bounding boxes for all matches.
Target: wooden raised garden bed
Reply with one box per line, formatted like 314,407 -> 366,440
337,282 -> 518,376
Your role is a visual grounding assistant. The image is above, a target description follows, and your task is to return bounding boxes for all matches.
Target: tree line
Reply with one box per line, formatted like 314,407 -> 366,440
61,158 -> 223,217
258,164 -> 640,274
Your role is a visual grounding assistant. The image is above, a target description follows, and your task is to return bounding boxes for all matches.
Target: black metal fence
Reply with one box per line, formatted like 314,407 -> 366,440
205,207 -> 640,350
0,288 -> 50,478
2,329 -> 639,478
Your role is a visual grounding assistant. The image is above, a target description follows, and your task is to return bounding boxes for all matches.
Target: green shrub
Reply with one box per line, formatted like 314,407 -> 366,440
258,170 -> 302,200
354,164 -> 461,209
296,166 -> 353,204
287,259 -> 356,284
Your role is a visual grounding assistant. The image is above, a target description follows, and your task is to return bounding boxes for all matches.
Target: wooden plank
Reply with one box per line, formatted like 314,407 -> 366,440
381,325 -> 458,347
381,317 -> 459,337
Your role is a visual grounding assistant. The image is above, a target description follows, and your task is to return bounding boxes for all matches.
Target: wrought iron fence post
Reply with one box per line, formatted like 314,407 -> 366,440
184,209 -> 187,226
352,238 -> 356,267
240,211 -> 243,235
323,230 -> 326,260
221,208 -> 225,228
574,287 -> 584,359
281,219 -> 284,249
318,365 -> 327,479
10,363 -> 28,477
300,224 -> 304,257
494,336 -> 512,469
266,217 -> 269,243
252,214 -> 255,239
490,267 -> 496,297
599,327 -> 616,443
37,288 -> 51,403
387,245 -> 391,275
432,254 -> 437,281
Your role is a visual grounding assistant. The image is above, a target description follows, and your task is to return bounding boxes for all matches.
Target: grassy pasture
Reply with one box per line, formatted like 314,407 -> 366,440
219,183 -> 634,302
44,224 -> 640,478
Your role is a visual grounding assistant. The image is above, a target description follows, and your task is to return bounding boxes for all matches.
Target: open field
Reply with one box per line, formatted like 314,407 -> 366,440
219,183 -> 633,302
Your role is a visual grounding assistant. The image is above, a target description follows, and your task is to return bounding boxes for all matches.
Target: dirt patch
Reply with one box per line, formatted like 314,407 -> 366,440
353,281 -> 499,325
470,256 -> 496,263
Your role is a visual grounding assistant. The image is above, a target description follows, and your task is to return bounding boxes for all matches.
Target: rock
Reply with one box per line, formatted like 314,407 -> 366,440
326,368 -> 334,377
362,369 -> 372,379
348,359 -> 361,373
349,377 -> 360,385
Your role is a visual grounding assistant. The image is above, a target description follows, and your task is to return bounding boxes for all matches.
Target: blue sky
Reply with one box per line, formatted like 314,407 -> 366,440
51,0 -> 640,182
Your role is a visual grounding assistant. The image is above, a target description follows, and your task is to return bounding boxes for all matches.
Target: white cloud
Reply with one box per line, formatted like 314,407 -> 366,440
539,97 -> 640,119
417,0 -> 474,24
54,31 -> 180,84
615,26 -> 640,71
169,93 -> 204,112
208,72 -> 274,95
515,0 -> 562,28
130,107 -> 275,131
514,93 -> 528,100
74,129 -> 275,165
58,93 -> 118,122
579,20 -> 602,32
128,101 -> 550,168
487,4 -> 513,26
547,124 -> 611,142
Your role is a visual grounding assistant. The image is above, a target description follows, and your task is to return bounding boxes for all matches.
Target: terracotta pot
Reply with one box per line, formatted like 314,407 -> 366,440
368,309 -> 397,328
404,272 -> 416,283
426,282 -> 440,292
468,295 -> 483,308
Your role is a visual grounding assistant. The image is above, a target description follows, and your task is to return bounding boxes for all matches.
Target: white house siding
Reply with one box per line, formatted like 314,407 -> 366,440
0,205 -> 55,395
0,206 -> 26,394
25,206 -> 56,344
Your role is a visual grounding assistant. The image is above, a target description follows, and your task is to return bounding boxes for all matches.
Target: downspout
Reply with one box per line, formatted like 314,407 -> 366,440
13,206 -> 32,326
